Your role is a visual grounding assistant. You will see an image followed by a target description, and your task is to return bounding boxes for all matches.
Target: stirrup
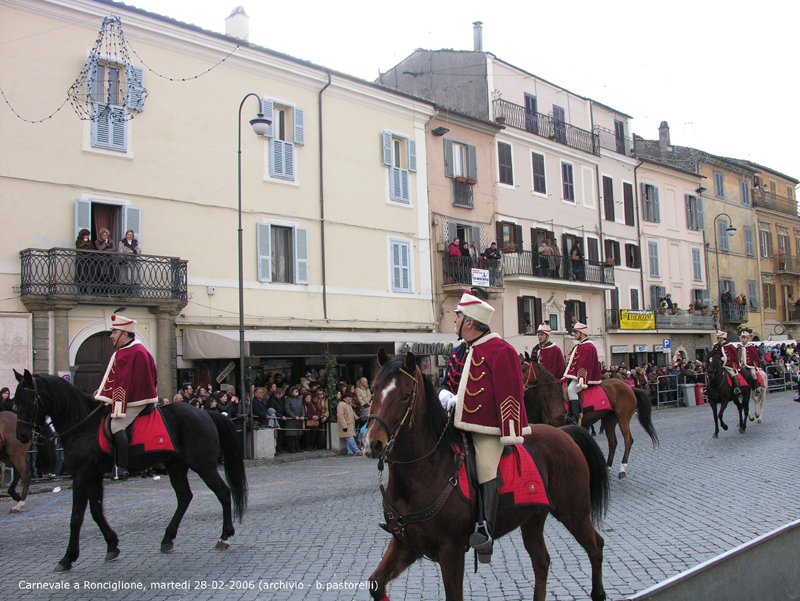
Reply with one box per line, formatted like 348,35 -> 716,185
378,522 -> 390,533
114,466 -> 129,481
734,387 -> 741,396
469,523 -> 493,553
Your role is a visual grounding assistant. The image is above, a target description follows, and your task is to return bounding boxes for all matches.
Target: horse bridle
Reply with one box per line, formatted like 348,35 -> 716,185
366,367 -> 419,456
16,377 -> 103,440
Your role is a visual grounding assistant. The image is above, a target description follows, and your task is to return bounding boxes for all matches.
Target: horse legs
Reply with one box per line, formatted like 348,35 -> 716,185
601,415 -> 618,474
553,508 -> 606,601
717,401 -> 729,433
519,515 -> 550,601
193,460 -> 235,549
616,416 -> 634,480
8,453 -> 31,513
368,537 -> 418,601
438,540 -> 466,601
55,476 -> 91,572
161,461 -> 193,553
86,476 -> 120,562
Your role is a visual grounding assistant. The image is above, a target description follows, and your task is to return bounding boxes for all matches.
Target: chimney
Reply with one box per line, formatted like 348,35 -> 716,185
658,121 -> 671,155
473,21 -> 483,52
225,6 -> 250,40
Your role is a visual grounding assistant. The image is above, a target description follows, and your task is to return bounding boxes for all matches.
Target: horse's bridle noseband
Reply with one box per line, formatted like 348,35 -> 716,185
366,368 -> 418,461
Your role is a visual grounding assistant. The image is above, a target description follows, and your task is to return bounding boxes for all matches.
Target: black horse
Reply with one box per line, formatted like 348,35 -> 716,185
13,370 -> 247,572
705,349 -> 750,437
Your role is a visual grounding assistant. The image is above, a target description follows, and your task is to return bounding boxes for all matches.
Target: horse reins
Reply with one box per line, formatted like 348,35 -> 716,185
17,379 -> 104,440
522,360 -> 565,391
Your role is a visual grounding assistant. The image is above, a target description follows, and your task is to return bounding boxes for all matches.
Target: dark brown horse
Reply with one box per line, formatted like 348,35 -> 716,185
363,350 -> 610,601
0,411 -> 31,513
520,355 -> 658,479
705,347 -> 750,437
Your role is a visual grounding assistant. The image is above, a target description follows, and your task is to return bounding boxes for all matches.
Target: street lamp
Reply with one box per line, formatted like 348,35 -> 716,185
713,212 -> 737,326
238,93 -> 271,458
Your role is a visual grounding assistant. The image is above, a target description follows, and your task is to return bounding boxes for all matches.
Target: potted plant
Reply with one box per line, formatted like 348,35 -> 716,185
455,176 -> 468,183
657,307 -> 667,314
687,305 -> 695,314
700,305 -> 709,315
604,259 -> 615,266
502,244 -> 517,254
711,305 -> 719,316
495,116 -> 506,124
466,177 -> 477,185
671,304 -> 680,314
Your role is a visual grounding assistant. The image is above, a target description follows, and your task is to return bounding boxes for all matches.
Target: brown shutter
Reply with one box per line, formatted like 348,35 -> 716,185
496,221 -> 503,247
518,297 -> 527,334
514,224 -> 523,252
534,297 -> 543,328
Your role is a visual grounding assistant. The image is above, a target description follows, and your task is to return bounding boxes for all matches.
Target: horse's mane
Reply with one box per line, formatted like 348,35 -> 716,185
34,374 -> 100,424
374,357 -> 460,450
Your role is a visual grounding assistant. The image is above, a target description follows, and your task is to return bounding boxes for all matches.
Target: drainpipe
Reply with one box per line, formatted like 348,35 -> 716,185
319,70 -> 332,320
590,101 -> 609,360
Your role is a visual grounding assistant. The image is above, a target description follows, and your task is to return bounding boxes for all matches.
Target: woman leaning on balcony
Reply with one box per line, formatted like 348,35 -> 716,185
75,228 -> 93,293
119,230 -> 142,296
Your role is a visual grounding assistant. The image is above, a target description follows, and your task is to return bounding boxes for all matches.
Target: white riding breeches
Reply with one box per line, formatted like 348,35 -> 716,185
567,380 -> 580,401
472,433 -> 504,484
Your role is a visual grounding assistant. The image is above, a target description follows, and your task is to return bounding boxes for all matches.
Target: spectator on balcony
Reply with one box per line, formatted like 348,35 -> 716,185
119,230 -> 142,296
483,242 -> 501,261
448,237 -> 464,284
94,228 -> 114,252
537,238 -> 553,276
664,294 -> 673,310
549,239 -> 561,277
570,241 -> 585,281
721,289 -> 733,304
119,230 -> 141,255
75,229 -> 93,293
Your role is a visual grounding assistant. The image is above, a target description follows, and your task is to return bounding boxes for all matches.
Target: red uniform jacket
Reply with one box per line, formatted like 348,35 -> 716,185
565,339 -> 602,390
453,334 -> 531,445
96,339 -> 158,418
722,342 -> 742,371
533,342 -> 566,379
740,344 -> 764,369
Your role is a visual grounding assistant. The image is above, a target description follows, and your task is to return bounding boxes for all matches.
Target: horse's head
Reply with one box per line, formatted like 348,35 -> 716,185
363,348 -> 420,459
13,369 -> 42,445
519,351 -> 541,390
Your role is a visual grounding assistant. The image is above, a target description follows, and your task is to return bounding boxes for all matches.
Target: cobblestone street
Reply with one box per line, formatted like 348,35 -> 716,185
2,392 -> 800,601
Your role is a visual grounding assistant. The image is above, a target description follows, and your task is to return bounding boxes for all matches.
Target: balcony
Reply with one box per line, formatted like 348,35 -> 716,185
605,309 -> 715,331
752,189 -> 798,216
594,125 -> 632,156
452,179 -> 474,208
502,251 -> 614,285
20,248 -> 188,304
782,305 -> 800,323
774,254 -> 800,275
442,255 -> 503,289
720,301 -> 749,324
492,99 -> 599,155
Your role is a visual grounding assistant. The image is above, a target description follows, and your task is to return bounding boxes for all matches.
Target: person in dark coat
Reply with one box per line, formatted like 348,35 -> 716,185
283,386 -> 305,453
252,387 -> 268,425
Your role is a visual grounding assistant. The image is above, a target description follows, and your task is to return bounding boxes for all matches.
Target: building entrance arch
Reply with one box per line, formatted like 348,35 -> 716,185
74,332 -> 115,394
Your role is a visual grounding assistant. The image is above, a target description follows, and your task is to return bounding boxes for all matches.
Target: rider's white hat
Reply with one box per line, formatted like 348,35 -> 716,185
715,330 -> 727,339
536,322 -> 551,334
573,321 -> 588,332
110,313 -> 137,333
456,290 -> 494,326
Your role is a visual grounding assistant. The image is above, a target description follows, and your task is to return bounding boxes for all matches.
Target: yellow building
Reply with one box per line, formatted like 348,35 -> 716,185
0,0 -> 441,393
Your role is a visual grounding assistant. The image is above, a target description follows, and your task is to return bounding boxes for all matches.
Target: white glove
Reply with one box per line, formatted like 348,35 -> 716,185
438,389 -> 457,410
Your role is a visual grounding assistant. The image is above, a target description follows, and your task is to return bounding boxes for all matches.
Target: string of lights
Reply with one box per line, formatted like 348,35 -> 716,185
0,83 -> 69,124
126,40 -> 240,82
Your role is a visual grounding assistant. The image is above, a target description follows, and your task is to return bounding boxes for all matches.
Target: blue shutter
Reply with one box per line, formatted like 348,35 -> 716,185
293,107 -> 304,146
92,105 -> 110,148
745,227 -> 754,255
122,205 -> 142,243
467,145 -> 477,182
748,281 -> 758,309
284,142 -> 295,180
400,242 -> 410,291
400,169 -> 409,201
696,194 -> 704,230
653,186 -> 660,222
261,98 -> 274,138
641,183 -> 648,220
126,64 -> 145,111
382,132 -> 392,166
87,54 -> 100,103
390,167 -> 409,202
256,223 -> 272,282
443,139 -> 454,178
408,139 -> 417,172
692,248 -> 702,281
75,199 -> 92,239
391,241 -> 411,292
270,140 -> 295,180
648,242 -> 659,277
719,221 -> 728,251
109,106 -> 126,151
294,227 -> 309,284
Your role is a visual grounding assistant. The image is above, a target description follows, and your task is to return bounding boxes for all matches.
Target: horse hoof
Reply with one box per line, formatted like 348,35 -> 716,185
54,563 -> 71,573
105,550 -> 120,563
721,424 -> 728,431
748,415 -> 754,421
9,507 -> 20,514
214,540 -> 230,550
618,471 -> 627,480
160,543 -> 173,554
713,433 -> 719,438
757,419 -> 762,424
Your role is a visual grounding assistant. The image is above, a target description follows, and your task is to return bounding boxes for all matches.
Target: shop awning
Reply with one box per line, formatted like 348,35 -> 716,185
182,328 -> 456,360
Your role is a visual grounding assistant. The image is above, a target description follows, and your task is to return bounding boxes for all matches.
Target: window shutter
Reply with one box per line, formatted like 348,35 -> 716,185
261,99 -> 274,138
514,224 -> 523,252
122,205 -> 142,243
448,222 -> 457,245
284,142 -> 295,180
87,53 -> 100,103
293,107 -> 304,146
534,297 -> 543,328
565,302 -> 574,332
126,64 -> 145,111
653,186 -> 660,222
443,139 -> 454,178
623,182 -> 635,226
640,183 -> 647,219
471,226 -> 481,253
613,241 -> 621,265
748,281 -> 758,309
294,227 -> 309,284
408,139 -> 417,173
604,239 -> 611,262
109,106 -> 127,151
650,285 -> 659,310
610,288 -> 620,312
391,241 -> 410,292
495,221 -> 503,246
696,195 -> 704,230
745,227 -> 754,255
382,131 -> 392,166
75,199 -> 92,239
517,298 -> 527,334
685,195 -> 693,230
256,223 -> 272,282
400,242 -> 410,291
467,145 -> 477,182
579,302 -> 587,325
92,106 -> 111,148
270,139 -> 283,178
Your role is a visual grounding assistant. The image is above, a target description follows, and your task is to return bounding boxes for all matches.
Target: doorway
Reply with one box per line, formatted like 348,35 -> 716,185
74,331 -> 114,394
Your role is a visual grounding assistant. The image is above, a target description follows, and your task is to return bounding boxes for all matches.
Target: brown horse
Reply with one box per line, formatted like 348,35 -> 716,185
520,355 -> 658,479
0,411 -> 31,513
363,350 -> 609,601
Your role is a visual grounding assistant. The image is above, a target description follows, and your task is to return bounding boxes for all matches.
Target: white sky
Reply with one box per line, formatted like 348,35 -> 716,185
122,0 -> 799,178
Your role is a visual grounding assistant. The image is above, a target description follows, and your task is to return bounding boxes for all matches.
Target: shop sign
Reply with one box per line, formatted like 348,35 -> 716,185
262,359 -> 295,369
654,345 -> 664,352
216,361 -> 236,383
634,345 -> 648,353
619,310 -> 655,330
398,342 -> 454,356
611,346 -> 630,354
471,269 -> 490,287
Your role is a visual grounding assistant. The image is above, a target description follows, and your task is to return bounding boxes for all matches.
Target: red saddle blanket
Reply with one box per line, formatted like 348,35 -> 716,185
725,373 -> 749,388
562,384 -> 612,413
457,444 -> 552,509
99,407 -> 176,456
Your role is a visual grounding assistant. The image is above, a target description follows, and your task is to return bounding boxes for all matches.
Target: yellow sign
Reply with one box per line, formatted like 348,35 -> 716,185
619,310 -> 655,330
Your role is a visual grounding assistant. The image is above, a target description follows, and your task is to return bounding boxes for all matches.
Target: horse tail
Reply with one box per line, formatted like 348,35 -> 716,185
563,425 -> 609,526
208,412 -> 248,522
633,388 -> 659,448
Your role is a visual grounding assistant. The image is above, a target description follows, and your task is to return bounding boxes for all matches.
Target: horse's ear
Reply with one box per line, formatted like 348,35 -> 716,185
525,351 -> 531,360
14,369 -> 23,382
23,369 -> 33,384
377,348 -> 390,367
404,352 -> 416,375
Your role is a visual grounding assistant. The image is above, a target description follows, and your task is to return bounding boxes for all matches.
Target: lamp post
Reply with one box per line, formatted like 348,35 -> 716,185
238,94 -> 271,458
713,212 -> 737,328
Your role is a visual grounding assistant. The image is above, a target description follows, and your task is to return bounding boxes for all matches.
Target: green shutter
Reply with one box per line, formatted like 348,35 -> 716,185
256,223 -> 272,282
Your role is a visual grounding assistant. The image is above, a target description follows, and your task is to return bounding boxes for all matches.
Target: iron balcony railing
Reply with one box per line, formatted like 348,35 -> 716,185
492,99 -> 599,155
783,305 -> 800,322
442,255 -> 503,288
606,309 -> 621,330
502,251 -> 614,285
594,125 -> 632,156
720,301 -> 749,324
20,247 -> 188,302
452,180 -> 474,208
752,188 -> 798,216
774,254 -> 800,274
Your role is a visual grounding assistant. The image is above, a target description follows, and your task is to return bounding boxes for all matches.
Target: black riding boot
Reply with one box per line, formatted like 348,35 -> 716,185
112,430 -> 130,481
469,478 -> 500,563
567,397 -> 582,426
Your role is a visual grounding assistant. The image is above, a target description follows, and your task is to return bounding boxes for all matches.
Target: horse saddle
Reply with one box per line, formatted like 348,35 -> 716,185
561,384 -> 611,414
99,404 -> 176,456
